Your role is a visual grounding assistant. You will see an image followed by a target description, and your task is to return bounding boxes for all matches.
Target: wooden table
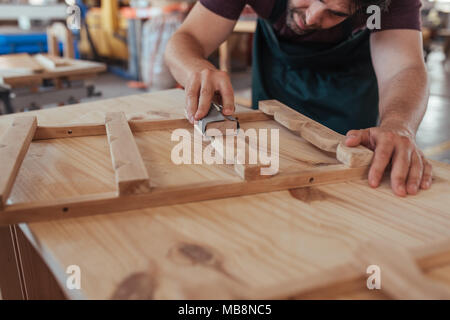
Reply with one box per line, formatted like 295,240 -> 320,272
1,89 -> 450,300
0,53 -> 106,114
0,53 -> 106,88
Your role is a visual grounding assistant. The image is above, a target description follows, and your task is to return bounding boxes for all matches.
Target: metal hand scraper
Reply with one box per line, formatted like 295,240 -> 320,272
195,102 -> 239,137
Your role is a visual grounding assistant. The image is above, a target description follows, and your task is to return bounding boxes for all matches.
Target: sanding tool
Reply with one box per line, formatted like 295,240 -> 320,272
194,102 -> 239,137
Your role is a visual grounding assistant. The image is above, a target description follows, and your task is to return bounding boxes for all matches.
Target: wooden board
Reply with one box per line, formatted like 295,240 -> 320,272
259,100 -> 374,167
34,54 -> 70,70
0,98 -> 373,224
0,89 -> 449,299
0,116 -> 37,209
0,56 -> 106,88
105,112 -> 151,195
12,160 -> 450,300
0,53 -> 44,73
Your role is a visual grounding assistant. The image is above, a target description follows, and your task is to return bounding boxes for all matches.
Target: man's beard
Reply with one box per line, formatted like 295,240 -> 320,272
286,3 -> 319,35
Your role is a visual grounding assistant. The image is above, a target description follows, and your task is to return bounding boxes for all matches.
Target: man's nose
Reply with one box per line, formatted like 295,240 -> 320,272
305,1 -> 326,26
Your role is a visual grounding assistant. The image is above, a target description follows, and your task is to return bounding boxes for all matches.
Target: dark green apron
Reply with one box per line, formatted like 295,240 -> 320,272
252,0 -> 379,134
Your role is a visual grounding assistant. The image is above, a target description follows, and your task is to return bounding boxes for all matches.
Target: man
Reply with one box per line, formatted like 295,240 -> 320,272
165,0 -> 432,197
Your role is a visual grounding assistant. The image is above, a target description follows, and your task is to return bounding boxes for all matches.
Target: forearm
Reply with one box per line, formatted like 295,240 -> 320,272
165,31 -> 217,87
378,65 -> 429,137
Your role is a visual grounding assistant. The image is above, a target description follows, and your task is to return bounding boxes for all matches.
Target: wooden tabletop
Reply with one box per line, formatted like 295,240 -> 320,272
0,54 -> 106,88
1,89 -> 450,299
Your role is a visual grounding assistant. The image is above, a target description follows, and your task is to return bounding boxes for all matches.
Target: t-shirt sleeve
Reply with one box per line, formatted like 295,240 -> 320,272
376,0 -> 422,32
199,0 -> 247,20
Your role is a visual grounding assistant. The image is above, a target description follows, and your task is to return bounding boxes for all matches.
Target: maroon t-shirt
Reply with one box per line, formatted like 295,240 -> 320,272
199,0 -> 422,44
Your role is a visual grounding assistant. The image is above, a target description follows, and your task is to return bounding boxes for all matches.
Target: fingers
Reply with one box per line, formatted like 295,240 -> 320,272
406,150 -> 423,195
420,156 -> 433,190
368,136 -> 395,189
218,78 -> 235,116
345,129 -> 372,148
185,70 -> 235,123
347,126 -> 432,197
390,138 -> 413,197
195,74 -> 214,121
185,73 -> 201,123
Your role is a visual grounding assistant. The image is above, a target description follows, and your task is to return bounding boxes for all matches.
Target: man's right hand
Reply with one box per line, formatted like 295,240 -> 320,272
185,68 -> 235,124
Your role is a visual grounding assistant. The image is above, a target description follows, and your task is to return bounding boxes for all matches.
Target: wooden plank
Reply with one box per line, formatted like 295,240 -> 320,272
32,111 -> 271,141
259,100 -> 374,167
0,53 -> 44,73
1,90 -> 448,300
233,20 -> 257,33
0,226 -> 25,299
244,240 -> 450,300
34,123 -> 107,140
1,58 -> 106,88
219,41 -> 230,73
46,28 -> 59,57
0,164 -> 368,225
355,242 -> 450,299
0,116 -> 37,209
34,54 -> 69,70
105,112 -> 151,196
211,132 -> 274,180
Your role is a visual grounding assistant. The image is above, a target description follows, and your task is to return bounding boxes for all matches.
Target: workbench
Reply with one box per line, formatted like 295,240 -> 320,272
0,89 -> 450,300
0,53 -> 106,114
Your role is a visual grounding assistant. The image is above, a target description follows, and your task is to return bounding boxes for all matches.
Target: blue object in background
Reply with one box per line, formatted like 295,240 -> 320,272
0,32 -> 80,58
0,33 -> 47,55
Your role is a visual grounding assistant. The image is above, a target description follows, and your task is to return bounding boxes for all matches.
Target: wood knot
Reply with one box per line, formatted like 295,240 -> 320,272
111,272 -> 156,300
168,242 -> 217,266
289,187 -> 337,204
168,242 -> 240,283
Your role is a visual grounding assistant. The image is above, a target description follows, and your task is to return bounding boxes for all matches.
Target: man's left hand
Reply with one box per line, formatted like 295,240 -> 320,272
345,125 -> 432,197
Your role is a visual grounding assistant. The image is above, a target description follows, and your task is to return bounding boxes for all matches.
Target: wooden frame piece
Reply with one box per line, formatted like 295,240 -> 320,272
34,54 -> 69,70
33,111 -> 271,141
211,133 -> 273,181
0,102 -> 373,225
105,112 -> 151,196
259,100 -> 374,167
0,116 -> 37,210
46,23 -> 74,59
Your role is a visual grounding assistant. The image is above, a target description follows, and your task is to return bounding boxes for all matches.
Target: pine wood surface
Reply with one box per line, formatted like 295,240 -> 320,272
0,89 -> 449,299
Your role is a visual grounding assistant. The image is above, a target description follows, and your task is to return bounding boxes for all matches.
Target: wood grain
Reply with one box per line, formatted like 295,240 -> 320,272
244,240 -> 450,300
0,53 -> 44,73
33,111 -> 270,141
0,164 -> 368,225
34,54 -> 69,70
0,90 -> 449,300
0,226 -> 24,299
0,116 -> 37,209
105,112 -> 150,195
0,112 -> 369,224
355,241 -> 450,299
211,132 -> 274,180
259,100 -> 374,167
0,57 -> 106,88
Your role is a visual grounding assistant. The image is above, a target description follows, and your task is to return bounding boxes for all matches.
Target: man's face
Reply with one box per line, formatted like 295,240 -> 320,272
287,0 -> 353,35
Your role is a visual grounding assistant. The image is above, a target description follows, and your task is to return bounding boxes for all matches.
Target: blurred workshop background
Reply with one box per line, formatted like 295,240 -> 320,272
0,0 -> 449,162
